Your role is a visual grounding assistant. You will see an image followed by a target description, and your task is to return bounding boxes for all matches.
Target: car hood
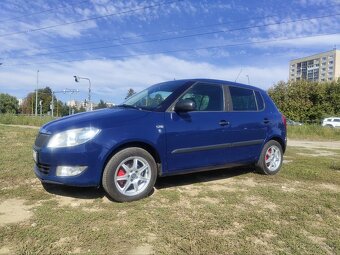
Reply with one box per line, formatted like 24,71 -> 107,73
40,108 -> 150,134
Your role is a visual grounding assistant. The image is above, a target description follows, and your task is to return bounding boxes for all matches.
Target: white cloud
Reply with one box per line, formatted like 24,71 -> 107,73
0,55 -> 288,103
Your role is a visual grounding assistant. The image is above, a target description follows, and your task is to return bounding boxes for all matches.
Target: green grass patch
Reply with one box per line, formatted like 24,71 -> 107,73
0,114 -> 54,127
0,125 -> 339,254
288,124 -> 340,141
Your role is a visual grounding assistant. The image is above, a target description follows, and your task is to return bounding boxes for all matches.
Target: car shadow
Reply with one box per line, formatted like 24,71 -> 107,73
155,166 -> 254,189
41,166 -> 254,200
42,183 -> 106,200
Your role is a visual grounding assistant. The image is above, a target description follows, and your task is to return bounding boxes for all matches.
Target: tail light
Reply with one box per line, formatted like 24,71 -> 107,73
282,114 -> 287,128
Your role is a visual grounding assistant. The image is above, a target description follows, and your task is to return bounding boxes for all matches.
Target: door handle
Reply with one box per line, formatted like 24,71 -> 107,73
219,120 -> 230,126
263,118 -> 270,124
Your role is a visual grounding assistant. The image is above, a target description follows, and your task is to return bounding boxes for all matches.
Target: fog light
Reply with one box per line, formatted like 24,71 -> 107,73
56,166 -> 87,177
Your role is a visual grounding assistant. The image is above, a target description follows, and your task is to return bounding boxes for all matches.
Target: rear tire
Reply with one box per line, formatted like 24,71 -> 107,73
102,147 -> 157,202
256,140 -> 283,175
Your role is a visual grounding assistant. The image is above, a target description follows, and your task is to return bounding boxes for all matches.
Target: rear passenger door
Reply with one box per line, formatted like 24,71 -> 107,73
224,86 -> 267,163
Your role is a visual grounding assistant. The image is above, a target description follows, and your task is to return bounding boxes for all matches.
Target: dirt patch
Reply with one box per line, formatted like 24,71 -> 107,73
302,230 -> 334,255
53,236 -> 78,248
54,196 -> 94,208
208,185 -> 241,192
209,221 -> 244,236
281,185 -> 296,192
0,199 -> 33,226
283,160 -> 293,164
128,244 -> 154,255
244,196 -> 277,211
200,197 -> 219,204
0,246 -> 13,254
318,183 -> 340,192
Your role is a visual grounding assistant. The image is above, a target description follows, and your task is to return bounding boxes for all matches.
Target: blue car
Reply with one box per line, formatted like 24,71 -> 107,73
33,79 -> 287,202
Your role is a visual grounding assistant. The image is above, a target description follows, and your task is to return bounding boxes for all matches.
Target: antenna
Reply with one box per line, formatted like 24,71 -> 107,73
234,69 -> 243,82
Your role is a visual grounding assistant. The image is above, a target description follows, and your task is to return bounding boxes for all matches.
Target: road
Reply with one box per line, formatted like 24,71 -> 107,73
288,139 -> 340,149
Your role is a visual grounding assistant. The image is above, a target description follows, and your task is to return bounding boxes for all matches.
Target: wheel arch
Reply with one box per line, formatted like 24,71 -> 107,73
101,141 -> 162,181
267,136 -> 286,153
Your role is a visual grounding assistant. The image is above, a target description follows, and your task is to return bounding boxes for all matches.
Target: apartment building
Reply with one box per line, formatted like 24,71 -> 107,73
289,49 -> 340,82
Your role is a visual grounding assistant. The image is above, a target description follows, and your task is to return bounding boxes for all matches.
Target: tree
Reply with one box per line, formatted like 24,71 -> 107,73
268,79 -> 340,122
125,88 -> 136,99
0,93 -> 19,114
95,99 -> 107,109
21,87 -> 56,115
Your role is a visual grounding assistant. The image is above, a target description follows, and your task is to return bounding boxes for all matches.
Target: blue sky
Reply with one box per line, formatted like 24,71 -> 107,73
0,0 -> 339,104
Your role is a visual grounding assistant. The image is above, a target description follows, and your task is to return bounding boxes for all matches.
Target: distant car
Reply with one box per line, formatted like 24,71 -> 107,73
33,79 -> 287,202
286,119 -> 303,126
322,117 -> 340,128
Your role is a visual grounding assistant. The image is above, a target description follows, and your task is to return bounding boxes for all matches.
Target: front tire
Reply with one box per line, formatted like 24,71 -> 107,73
256,140 -> 283,175
102,147 -> 157,202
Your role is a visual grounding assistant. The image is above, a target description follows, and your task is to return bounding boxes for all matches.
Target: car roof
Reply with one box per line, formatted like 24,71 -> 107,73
175,78 -> 266,92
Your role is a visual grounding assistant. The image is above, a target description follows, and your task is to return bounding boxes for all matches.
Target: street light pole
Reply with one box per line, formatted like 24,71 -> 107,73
74,76 -> 92,111
35,70 -> 39,116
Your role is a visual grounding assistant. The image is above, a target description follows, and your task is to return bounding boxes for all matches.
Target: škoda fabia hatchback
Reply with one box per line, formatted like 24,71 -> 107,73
33,79 -> 287,202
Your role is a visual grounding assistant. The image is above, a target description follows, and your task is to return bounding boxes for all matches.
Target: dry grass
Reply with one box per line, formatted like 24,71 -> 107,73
0,125 -> 339,254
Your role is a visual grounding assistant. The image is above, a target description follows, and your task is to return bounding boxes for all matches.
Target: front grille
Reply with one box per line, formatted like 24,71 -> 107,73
35,133 -> 50,147
37,163 -> 50,174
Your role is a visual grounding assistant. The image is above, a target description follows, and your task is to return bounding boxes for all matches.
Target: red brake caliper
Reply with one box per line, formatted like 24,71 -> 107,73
117,168 -> 126,188
265,148 -> 272,161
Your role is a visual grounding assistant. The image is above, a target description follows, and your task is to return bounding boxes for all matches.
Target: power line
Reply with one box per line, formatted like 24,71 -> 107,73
0,0 -> 182,38
10,12 -> 340,59
4,32 -> 339,66
20,3 -> 340,53
0,0 -> 89,23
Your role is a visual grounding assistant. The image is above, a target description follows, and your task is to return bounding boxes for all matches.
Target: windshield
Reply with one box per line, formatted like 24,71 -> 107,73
122,80 -> 186,110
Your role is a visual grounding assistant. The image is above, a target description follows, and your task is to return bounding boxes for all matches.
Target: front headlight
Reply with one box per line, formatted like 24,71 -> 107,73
47,127 -> 101,148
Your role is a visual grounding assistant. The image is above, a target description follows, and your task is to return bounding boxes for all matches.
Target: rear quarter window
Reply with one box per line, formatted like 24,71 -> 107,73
229,86 -> 257,111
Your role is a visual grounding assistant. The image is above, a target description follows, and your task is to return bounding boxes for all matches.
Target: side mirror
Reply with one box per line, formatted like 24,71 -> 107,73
174,99 -> 196,112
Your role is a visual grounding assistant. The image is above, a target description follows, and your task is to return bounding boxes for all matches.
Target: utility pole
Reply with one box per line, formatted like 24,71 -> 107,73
51,89 -> 79,117
35,70 -> 39,116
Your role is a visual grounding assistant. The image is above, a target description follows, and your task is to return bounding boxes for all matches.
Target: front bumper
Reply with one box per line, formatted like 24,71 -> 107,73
33,141 -> 108,187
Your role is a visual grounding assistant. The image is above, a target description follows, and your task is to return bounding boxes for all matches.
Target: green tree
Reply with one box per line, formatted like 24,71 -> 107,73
21,87 -> 56,115
125,88 -> 136,99
268,79 -> 340,122
95,99 -> 107,109
0,93 -> 19,114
